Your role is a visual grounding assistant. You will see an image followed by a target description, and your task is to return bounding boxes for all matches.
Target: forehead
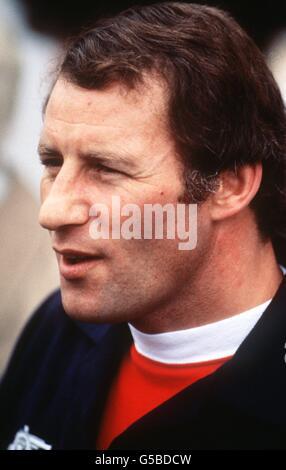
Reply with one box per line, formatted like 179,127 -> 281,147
44,77 -> 169,138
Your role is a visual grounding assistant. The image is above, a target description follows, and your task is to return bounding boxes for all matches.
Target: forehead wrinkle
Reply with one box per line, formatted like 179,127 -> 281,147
45,114 -> 127,129
46,114 -> 164,135
38,127 -> 141,169
43,112 -> 167,152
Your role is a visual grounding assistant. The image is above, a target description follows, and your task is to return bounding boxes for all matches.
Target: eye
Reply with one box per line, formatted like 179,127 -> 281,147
96,163 -> 115,173
39,157 -> 62,168
92,162 -> 126,176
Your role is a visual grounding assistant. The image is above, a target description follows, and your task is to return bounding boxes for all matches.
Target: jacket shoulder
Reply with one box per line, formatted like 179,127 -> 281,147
0,288 -> 104,388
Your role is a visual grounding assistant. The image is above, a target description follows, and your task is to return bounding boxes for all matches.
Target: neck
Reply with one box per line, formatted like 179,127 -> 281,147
131,216 -> 283,334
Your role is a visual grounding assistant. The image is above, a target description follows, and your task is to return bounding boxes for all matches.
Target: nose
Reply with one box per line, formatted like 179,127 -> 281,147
39,170 -> 90,231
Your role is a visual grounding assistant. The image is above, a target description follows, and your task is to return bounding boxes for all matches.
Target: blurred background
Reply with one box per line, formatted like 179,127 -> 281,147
1,0 -> 286,377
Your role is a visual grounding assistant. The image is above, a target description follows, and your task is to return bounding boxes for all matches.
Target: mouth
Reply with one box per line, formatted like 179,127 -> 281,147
63,254 -> 97,265
53,247 -> 104,280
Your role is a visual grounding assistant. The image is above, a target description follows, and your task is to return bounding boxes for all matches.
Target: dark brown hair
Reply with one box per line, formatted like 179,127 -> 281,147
54,1 -> 286,262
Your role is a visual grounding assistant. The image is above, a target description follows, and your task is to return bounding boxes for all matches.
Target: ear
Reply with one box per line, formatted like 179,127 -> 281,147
209,162 -> 263,221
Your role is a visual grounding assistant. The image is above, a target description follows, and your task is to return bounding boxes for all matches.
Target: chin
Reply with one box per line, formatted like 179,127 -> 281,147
60,288 -> 95,321
60,290 -> 124,325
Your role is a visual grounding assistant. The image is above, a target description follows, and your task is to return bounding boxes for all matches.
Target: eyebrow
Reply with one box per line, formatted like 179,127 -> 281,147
37,144 -> 61,156
81,150 -> 137,170
37,144 -> 137,170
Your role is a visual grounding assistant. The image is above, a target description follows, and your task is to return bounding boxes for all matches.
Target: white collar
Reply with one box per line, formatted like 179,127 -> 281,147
128,265 -> 286,364
128,299 -> 272,364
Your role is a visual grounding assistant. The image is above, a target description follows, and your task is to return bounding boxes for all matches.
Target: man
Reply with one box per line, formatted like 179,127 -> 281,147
1,2 -> 286,450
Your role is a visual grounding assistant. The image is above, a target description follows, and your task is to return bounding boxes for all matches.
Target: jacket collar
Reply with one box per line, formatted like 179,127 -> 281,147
211,273 -> 286,423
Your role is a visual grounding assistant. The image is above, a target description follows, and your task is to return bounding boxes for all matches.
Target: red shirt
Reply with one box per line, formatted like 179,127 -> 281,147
96,343 -> 232,450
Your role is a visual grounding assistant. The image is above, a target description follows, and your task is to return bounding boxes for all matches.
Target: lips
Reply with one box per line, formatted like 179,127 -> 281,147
53,247 -> 103,280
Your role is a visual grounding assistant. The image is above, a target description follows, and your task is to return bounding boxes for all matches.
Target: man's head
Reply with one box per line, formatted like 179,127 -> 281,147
39,2 -> 286,332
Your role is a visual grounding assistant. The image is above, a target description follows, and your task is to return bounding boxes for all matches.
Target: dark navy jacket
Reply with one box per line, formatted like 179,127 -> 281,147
1,275 -> 286,450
